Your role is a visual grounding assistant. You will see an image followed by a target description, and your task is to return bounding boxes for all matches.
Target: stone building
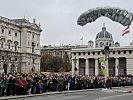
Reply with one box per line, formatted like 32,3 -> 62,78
71,25 -> 133,76
0,16 -> 42,74
41,45 -> 88,58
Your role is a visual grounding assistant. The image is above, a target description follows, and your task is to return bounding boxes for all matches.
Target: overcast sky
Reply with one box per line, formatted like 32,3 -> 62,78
0,0 -> 133,46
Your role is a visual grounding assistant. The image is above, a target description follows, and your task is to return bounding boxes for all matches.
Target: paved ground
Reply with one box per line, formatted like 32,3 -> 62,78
0,86 -> 133,100
94,93 -> 133,100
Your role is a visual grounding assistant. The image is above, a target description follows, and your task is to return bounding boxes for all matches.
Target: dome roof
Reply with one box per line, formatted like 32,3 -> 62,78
96,25 -> 113,39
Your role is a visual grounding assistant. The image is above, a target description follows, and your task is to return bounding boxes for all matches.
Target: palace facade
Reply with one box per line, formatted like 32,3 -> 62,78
0,16 -> 42,74
71,25 -> 133,76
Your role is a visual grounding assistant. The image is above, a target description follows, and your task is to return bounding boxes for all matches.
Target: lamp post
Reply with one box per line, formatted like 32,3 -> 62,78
73,57 -> 77,76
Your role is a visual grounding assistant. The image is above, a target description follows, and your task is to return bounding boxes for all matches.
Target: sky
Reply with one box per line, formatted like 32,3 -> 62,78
0,0 -> 133,46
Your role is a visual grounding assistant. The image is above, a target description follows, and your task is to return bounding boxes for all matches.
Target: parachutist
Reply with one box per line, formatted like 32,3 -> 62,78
77,7 -> 133,27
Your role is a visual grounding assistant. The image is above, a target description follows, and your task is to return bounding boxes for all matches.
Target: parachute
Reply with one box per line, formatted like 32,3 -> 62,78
77,7 -> 133,26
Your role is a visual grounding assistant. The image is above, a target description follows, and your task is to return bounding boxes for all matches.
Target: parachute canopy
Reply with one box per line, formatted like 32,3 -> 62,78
77,7 -> 133,26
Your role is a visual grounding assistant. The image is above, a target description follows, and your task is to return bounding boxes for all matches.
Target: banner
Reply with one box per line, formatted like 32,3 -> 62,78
99,57 -> 107,81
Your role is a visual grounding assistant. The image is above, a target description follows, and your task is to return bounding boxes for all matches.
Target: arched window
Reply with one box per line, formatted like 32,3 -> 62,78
15,32 -> 17,36
8,43 -> 11,49
8,30 -> 11,36
100,42 -> 103,47
32,34 -> 34,39
14,41 -> 18,51
1,42 -> 3,48
1,28 -> 4,34
7,40 -> 12,50
32,42 -> 35,53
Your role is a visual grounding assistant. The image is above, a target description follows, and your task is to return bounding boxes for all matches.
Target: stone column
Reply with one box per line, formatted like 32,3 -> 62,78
95,58 -> 99,76
72,59 -> 75,76
77,59 -> 79,75
115,58 -> 119,76
71,58 -> 79,76
85,58 -> 89,75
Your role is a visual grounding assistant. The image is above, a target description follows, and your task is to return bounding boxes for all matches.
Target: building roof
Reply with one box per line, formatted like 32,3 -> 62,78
11,18 -> 30,23
96,25 -> 113,40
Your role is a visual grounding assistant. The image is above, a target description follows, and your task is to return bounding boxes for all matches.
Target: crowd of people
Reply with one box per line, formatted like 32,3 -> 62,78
0,72 -> 133,97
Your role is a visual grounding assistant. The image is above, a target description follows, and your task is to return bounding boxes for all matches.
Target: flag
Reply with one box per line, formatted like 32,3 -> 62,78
122,26 -> 130,36
80,36 -> 83,40
99,57 -> 107,81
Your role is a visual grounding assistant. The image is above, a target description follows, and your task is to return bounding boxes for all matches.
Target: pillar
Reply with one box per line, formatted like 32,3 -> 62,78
85,58 -> 89,75
115,58 -> 119,76
72,59 -> 75,76
71,58 -> 79,76
77,59 -> 79,75
95,58 -> 99,76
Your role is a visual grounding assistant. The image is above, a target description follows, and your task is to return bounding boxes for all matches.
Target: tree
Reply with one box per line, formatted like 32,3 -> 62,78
40,53 -> 71,72
62,53 -> 71,72
40,54 -> 53,72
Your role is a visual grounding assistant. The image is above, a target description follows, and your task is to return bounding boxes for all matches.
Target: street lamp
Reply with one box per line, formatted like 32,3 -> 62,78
73,57 -> 77,76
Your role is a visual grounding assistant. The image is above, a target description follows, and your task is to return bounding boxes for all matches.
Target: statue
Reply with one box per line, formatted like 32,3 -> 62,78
102,43 -> 112,60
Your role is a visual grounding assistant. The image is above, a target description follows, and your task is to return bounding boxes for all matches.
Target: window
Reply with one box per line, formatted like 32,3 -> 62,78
83,52 -> 85,55
78,52 -> 81,55
2,29 -> 4,34
9,57 -> 11,61
1,42 -> 3,48
15,32 -> 17,36
32,42 -> 35,53
97,52 -> 100,55
32,34 -> 34,39
9,30 -> 11,36
2,56 -> 4,60
88,52 -> 90,55
15,58 -> 17,61
93,52 -> 95,55
8,43 -> 11,49
33,59 -> 35,63
100,42 -> 103,47
123,51 -> 126,54
118,51 -> 121,54
74,53 -> 76,55
113,51 -> 115,54
14,41 -> 18,51
14,44 -> 17,51
129,50 -> 132,54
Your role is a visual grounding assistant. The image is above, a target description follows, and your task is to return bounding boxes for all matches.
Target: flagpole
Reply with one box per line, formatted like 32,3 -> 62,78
80,37 -> 83,45
122,26 -> 130,45
129,30 -> 130,46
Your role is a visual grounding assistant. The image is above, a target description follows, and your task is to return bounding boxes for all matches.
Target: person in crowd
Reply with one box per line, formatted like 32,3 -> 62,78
57,75 -> 64,92
0,72 -> 132,96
